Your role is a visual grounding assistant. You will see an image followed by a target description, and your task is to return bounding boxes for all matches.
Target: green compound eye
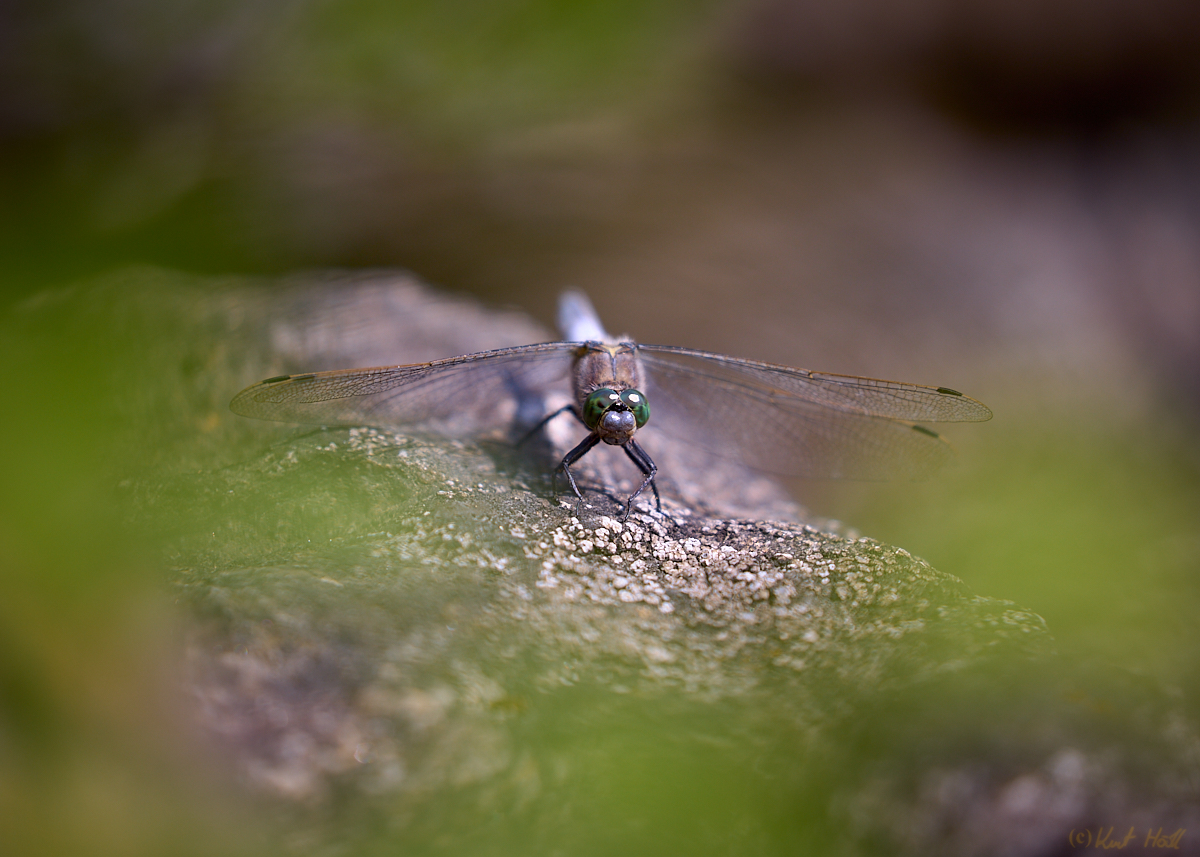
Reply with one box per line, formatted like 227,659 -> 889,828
582,388 -> 620,430
620,389 -> 650,428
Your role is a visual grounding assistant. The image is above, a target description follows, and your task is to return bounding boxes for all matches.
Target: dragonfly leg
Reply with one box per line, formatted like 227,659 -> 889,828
516,404 -> 578,447
555,432 -> 601,511
621,439 -> 660,519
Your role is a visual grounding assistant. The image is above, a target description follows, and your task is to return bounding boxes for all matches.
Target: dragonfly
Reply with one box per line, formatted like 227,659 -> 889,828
231,290 -> 992,519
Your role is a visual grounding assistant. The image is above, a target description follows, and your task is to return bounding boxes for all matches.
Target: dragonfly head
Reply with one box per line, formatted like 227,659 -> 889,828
582,387 -> 650,445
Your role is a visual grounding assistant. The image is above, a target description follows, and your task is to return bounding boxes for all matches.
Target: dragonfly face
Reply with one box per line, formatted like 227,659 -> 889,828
581,388 -> 650,444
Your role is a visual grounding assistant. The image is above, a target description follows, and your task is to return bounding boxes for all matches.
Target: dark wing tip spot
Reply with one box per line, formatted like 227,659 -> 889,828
911,424 -> 941,438
263,373 -> 316,384
936,386 -> 963,396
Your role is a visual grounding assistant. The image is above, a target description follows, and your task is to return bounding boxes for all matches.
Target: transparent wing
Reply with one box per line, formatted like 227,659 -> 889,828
230,342 -> 579,436
636,345 -> 992,480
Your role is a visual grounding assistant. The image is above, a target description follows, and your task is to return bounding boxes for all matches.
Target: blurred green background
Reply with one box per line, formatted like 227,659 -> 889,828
3,0 -> 1199,853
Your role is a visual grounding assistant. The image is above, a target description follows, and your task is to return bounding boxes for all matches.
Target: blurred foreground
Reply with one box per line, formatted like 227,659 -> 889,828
2,273 -> 1199,856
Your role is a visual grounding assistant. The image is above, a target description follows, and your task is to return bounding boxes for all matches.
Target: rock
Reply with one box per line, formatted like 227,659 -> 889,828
15,267 -> 1196,856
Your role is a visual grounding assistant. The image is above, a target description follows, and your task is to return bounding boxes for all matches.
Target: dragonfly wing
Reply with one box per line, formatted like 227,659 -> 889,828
231,342 -> 578,436
636,345 -> 991,480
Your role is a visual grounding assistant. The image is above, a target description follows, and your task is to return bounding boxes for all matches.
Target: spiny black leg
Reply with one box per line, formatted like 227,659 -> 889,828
516,404 -> 578,447
555,432 -> 601,512
621,438 -> 660,520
